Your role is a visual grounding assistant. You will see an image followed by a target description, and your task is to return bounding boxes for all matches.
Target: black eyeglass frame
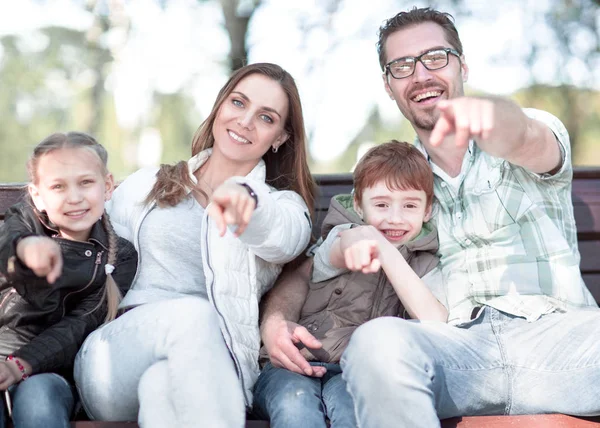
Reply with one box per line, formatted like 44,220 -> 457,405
384,47 -> 462,79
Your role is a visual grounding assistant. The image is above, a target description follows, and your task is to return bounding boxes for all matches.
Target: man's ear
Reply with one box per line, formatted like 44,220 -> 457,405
460,56 -> 469,83
104,173 -> 115,202
382,73 -> 395,100
28,184 -> 45,212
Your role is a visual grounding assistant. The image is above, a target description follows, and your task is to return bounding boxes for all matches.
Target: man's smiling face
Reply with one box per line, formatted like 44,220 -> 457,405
382,22 -> 469,132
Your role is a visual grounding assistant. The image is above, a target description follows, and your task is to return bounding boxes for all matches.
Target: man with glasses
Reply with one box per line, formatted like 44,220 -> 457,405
258,7 -> 600,428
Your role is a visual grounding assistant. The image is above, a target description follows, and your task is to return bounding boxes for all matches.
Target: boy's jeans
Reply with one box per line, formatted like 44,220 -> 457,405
0,373 -> 73,428
253,362 -> 357,428
341,307 -> 600,428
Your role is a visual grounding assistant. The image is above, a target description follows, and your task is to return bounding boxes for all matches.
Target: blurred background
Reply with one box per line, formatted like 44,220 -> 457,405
1,0 -> 599,182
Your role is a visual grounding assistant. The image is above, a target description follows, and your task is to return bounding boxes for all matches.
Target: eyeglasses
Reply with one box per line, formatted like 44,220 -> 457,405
385,48 -> 461,79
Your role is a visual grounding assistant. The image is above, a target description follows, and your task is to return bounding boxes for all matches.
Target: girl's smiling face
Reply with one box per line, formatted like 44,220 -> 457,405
29,147 -> 114,242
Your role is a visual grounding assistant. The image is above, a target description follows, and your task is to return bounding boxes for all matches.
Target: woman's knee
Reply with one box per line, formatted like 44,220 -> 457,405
162,297 -> 220,336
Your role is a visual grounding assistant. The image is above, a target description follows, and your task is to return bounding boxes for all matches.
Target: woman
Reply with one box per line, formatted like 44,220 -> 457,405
74,63 -> 316,428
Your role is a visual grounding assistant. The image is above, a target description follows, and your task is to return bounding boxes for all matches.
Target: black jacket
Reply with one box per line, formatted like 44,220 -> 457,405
0,200 -> 137,376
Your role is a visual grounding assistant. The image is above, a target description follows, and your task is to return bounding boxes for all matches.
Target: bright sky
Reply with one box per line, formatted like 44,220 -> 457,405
0,0 -> 596,162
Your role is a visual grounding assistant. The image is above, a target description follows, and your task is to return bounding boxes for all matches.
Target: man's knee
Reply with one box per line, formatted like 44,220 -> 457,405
345,317 -> 418,363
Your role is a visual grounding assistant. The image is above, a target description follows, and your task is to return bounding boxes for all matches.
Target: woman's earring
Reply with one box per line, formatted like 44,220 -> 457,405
272,146 -> 279,153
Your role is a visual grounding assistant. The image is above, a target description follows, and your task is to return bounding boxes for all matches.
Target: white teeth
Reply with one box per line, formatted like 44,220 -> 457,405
229,130 -> 249,143
385,230 -> 407,237
413,91 -> 441,102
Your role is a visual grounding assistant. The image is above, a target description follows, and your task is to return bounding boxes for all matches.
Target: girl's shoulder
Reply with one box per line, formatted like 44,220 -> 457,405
115,235 -> 137,258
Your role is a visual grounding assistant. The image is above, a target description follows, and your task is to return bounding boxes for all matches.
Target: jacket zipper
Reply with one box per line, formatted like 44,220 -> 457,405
0,289 -> 17,312
203,218 -> 248,405
369,271 -> 387,320
61,250 -> 103,317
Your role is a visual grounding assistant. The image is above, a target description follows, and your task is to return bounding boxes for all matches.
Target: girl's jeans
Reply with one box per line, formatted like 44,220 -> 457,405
74,297 -> 245,428
1,373 -> 73,428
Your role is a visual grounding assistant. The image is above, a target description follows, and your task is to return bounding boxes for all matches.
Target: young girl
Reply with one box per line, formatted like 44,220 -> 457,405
0,132 -> 137,428
74,63 -> 316,428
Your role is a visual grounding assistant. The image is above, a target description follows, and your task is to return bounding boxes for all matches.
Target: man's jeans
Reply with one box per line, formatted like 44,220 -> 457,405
0,373 -> 74,428
341,307 -> 600,428
253,362 -> 357,428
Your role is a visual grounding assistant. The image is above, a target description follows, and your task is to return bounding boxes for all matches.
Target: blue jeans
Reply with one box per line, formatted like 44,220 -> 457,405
341,307 -> 600,428
75,297 -> 244,427
1,373 -> 74,428
253,362 -> 357,428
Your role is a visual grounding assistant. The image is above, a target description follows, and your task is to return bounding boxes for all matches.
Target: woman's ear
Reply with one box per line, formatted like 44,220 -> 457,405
272,131 -> 289,152
28,184 -> 45,212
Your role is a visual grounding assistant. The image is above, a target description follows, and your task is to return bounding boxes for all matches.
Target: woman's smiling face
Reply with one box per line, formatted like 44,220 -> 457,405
211,73 -> 289,169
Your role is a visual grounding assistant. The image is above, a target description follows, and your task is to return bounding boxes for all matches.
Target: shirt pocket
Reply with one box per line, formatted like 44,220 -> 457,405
467,162 -> 529,234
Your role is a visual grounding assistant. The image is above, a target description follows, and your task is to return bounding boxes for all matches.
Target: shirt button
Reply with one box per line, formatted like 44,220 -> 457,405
84,250 -> 93,257
456,212 -> 463,220
464,239 -> 472,246
441,182 -> 447,188
334,288 -> 342,295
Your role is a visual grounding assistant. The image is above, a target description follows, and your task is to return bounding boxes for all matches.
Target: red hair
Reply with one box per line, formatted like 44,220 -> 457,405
353,140 -> 434,207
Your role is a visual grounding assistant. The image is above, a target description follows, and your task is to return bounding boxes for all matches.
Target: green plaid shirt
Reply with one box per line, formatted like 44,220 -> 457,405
415,108 -> 598,325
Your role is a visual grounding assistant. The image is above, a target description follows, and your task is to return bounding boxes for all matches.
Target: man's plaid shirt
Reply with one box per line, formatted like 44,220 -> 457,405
415,108 -> 598,325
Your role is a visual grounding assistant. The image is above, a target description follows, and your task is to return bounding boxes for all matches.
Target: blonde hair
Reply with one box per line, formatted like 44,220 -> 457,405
27,132 -> 122,322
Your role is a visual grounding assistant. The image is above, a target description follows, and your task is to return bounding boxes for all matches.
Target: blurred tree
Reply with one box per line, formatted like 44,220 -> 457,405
218,0 -> 260,71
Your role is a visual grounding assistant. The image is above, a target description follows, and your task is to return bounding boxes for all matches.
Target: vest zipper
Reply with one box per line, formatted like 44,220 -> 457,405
369,271 -> 387,320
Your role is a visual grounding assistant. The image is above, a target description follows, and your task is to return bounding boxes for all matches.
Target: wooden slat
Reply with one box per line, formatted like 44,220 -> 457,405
583,273 -> 600,304
441,414 -> 600,427
67,414 -> 600,427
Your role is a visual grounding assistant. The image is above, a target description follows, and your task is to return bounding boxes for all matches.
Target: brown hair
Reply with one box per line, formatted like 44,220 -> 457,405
377,7 -> 463,70
27,132 -> 122,322
146,63 -> 316,216
353,140 -> 434,207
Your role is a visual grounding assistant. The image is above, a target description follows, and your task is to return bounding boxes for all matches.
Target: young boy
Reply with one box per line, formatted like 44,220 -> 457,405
253,141 -> 448,428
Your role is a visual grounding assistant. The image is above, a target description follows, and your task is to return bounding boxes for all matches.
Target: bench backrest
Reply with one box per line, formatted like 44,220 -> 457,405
314,169 -> 600,305
2,168 -> 600,304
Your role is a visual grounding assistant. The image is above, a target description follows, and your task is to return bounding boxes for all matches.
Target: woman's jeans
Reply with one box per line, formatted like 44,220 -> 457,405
253,362 -> 356,428
74,297 -> 245,428
1,373 -> 74,428
341,307 -> 600,428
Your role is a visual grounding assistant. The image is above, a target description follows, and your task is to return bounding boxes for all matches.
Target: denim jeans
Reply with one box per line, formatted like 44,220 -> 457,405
0,373 -> 74,428
74,297 -> 245,428
341,307 -> 600,428
253,362 -> 357,428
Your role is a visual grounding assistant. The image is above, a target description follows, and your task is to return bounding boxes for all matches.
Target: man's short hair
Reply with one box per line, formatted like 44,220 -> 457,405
353,140 -> 434,207
377,7 -> 463,71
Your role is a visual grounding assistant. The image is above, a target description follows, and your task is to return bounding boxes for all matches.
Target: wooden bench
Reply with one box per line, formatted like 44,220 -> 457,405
2,168 -> 600,427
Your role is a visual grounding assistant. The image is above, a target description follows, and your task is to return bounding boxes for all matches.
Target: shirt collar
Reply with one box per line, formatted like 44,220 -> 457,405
413,137 -> 475,164
185,148 -> 267,187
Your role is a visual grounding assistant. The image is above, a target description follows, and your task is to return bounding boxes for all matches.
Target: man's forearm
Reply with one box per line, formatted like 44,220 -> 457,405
480,97 -> 562,174
260,257 -> 312,327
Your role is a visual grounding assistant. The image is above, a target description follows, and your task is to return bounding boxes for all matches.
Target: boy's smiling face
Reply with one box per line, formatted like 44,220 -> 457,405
354,180 -> 431,248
